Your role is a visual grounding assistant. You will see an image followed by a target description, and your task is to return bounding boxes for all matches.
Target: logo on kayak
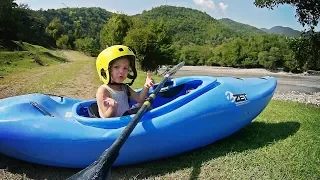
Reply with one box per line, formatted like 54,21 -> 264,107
225,91 -> 248,105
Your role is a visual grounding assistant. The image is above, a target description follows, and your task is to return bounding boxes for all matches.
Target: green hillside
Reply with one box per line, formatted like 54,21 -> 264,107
1,2 -> 319,72
219,18 -> 266,36
134,6 -> 238,46
40,7 -> 113,40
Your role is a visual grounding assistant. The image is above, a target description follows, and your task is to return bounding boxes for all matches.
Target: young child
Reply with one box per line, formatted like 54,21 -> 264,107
95,45 -> 155,118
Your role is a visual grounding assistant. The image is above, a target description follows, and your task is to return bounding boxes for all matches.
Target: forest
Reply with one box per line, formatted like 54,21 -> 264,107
1,0 -> 319,72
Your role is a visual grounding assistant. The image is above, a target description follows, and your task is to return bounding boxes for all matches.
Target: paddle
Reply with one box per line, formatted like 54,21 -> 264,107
67,61 -> 185,180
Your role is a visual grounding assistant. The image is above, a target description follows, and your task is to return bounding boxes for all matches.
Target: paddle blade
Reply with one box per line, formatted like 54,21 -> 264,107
164,61 -> 185,77
67,149 -> 117,180
67,162 -> 107,180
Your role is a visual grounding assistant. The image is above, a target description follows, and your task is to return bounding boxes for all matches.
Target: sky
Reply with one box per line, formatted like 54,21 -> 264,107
15,0 -> 320,31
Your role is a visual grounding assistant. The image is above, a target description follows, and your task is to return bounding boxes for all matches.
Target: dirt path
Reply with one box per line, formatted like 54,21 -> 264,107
52,51 -> 99,100
0,50 -> 99,100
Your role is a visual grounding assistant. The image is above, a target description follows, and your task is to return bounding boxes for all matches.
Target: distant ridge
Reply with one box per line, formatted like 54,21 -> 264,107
218,18 -> 266,35
260,26 -> 301,37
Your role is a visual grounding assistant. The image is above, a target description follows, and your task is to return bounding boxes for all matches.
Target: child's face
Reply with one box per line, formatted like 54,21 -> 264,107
110,57 -> 130,83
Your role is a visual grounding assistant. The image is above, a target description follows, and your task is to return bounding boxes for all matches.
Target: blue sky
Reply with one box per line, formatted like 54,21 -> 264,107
16,0 -> 319,31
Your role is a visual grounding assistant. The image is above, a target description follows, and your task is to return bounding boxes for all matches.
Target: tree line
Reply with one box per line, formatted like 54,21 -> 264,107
0,0 -> 319,72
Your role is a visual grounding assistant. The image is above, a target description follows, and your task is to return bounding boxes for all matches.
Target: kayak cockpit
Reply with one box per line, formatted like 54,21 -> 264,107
72,77 -> 218,129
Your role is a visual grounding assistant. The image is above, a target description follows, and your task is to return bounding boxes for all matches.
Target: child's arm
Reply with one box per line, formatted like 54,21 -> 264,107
96,87 -> 118,118
129,73 -> 154,104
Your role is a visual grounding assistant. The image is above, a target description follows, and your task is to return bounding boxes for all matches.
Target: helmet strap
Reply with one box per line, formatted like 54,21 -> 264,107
108,79 -> 135,86
109,77 -> 122,85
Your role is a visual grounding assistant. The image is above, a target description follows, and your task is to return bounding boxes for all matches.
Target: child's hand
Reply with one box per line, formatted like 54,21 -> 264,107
144,73 -> 155,89
103,97 -> 118,108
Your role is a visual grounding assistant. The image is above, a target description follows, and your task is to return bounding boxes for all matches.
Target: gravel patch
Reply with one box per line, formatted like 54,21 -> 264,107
175,66 -> 320,106
273,91 -> 320,106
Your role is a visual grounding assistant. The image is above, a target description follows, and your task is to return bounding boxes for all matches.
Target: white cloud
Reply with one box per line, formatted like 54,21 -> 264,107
219,2 -> 228,12
193,0 -> 215,10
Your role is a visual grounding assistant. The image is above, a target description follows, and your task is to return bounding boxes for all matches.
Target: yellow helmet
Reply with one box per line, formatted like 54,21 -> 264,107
96,45 -> 137,85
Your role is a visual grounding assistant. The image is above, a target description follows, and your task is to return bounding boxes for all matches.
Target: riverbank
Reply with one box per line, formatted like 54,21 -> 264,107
174,66 -> 320,106
178,66 -> 320,77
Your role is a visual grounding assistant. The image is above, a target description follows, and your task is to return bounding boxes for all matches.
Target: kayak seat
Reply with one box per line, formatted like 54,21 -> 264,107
88,103 -> 100,118
158,84 -> 185,98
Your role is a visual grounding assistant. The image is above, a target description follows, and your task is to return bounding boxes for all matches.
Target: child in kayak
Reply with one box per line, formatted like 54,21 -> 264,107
95,45 -> 154,118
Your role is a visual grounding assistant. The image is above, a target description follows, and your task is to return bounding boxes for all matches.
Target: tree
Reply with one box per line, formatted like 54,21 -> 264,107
124,28 -> 160,71
74,37 -> 99,56
179,45 -> 214,66
287,37 -> 310,72
0,0 -> 18,40
308,33 -> 320,70
124,21 -> 174,71
254,0 -> 320,31
100,14 -> 132,48
15,7 -> 49,45
56,34 -> 69,49
254,0 -> 320,71
46,18 -> 65,40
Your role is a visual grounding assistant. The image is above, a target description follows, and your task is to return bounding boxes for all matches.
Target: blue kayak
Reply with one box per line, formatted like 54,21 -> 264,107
0,76 -> 277,168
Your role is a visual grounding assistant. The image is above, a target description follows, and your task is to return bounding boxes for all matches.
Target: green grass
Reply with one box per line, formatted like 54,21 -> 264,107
110,100 -> 320,180
0,41 -> 66,77
0,44 -> 162,100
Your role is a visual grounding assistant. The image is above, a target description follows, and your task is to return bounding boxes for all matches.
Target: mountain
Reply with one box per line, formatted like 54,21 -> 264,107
38,6 -> 295,47
218,18 -> 266,36
134,6 -> 239,45
3,5 -> 311,72
261,26 -> 301,37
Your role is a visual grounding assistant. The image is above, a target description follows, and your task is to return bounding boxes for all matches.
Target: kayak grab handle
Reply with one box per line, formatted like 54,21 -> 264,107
44,93 -> 64,101
30,101 -> 54,117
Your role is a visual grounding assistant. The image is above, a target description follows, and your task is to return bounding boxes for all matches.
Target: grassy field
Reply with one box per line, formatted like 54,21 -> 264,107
0,41 -> 66,77
0,43 -> 319,180
0,41 -> 162,99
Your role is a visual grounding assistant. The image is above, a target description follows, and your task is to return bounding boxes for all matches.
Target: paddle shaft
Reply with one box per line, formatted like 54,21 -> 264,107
99,62 -> 185,177
98,75 -> 171,172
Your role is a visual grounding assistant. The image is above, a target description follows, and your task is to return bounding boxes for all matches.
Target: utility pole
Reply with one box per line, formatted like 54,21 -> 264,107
62,3 -> 68,8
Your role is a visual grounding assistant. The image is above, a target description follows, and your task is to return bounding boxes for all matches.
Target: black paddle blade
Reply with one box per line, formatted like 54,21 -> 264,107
67,161 -> 108,180
165,61 -> 185,77
159,61 -> 185,77
67,149 -> 118,180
